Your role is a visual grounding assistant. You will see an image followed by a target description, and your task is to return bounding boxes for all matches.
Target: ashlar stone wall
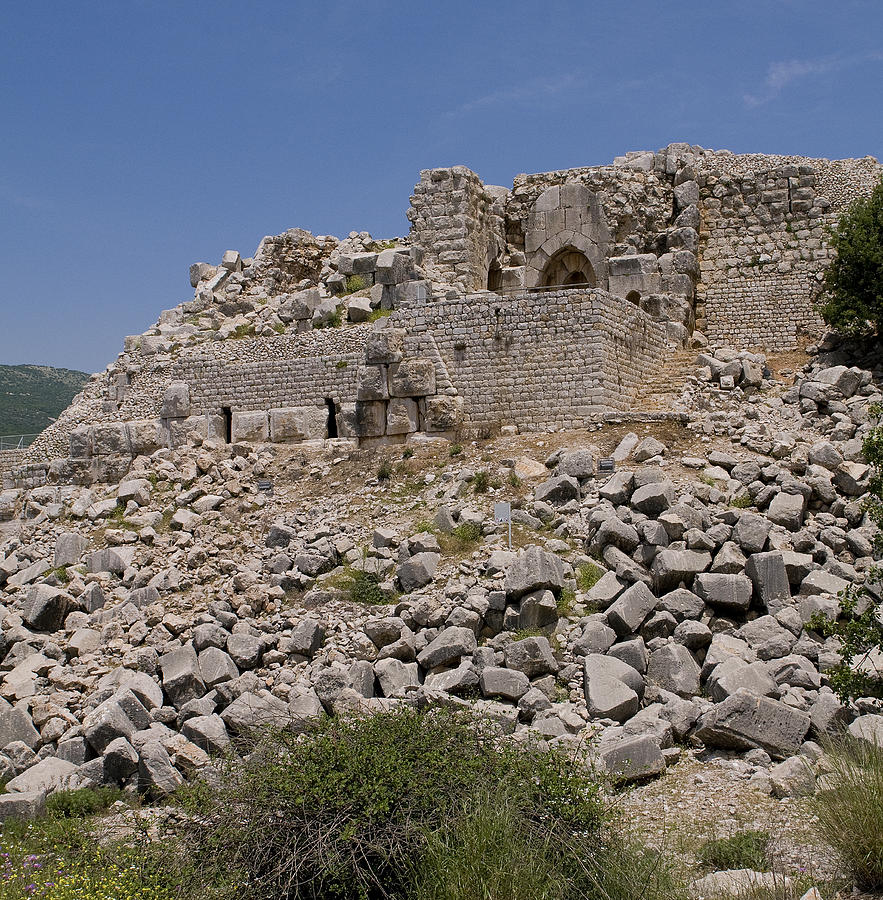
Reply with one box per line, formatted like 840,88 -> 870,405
695,152 -> 883,348
389,288 -> 672,434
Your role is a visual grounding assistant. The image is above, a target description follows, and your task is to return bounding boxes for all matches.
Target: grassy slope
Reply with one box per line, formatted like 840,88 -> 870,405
0,364 -> 90,435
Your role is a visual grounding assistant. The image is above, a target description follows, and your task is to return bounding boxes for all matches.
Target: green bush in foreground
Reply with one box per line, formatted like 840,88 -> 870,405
814,738 -> 883,889
818,174 -> 883,336
697,830 -> 770,873
0,812 -> 177,900
180,706 -> 670,900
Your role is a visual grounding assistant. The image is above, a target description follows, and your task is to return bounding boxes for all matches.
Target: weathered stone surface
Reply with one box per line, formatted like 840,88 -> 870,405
745,552 -> 791,604
600,734 -> 665,782
138,741 -> 184,796
0,708 -> 40,750
584,672 -> 639,722
22,584 -> 71,632
606,581 -> 657,636
417,627 -> 477,670
397,551 -> 440,592
0,791 -> 45,820
646,644 -> 700,697
182,714 -> 230,756
221,691 -> 291,735
652,549 -> 711,592
695,689 -> 810,758
374,658 -> 420,696
388,359 -> 436,397
693,573 -> 753,612
503,546 -> 566,600
160,646 -> 206,707
504,636 -> 558,677
479,667 -> 530,701
534,475 -> 580,506
83,700 -> 136,754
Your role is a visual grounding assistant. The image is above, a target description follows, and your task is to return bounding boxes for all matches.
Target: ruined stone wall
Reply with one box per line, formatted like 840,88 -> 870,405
0,450 -> 27,489
391,288 -> 672,433
408,167 -> 506,292
695,152 -> 883,348
509,165 -> 673,254
171,328 -> 368,416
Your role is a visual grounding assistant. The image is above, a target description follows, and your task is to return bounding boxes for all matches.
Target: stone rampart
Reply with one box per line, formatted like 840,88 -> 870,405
390,288 -> 672,434
0,449 -> 27,489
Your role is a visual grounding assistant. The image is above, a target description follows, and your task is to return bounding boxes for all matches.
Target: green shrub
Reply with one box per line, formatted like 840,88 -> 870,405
576,562 -> 604,591
343,274 -> 368,295
451,521 -> 482,546
179,707 -> 608,900
329,568 -> 389,606
730,492 -> 753,508
315,311 -> 343,328
697,829 -> 770,873
472,470 -> 490,493
335,359 -> 348,369
369,308 -> 392,322
402,447 -> 414,459
412,792 -> 565,900
557,587 -> 576,617
814,738 -> 883,889
508,469 -> 522,487
231,323 -> 255,339
45,786 -> 126,818
449,443 -> 463,457
818,174 -> 883,335
377,460 -> 393,480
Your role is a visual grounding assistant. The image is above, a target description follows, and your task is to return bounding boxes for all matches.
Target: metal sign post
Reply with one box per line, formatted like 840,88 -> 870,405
494,501 -> 512,550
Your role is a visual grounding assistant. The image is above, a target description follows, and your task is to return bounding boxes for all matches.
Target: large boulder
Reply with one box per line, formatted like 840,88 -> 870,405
695,689 -> 810,758
605,581 -> 657,636
646,644 -> 700,697
417,627 -> 477,670
503,546 -> 566,600
693,573 -> 752,612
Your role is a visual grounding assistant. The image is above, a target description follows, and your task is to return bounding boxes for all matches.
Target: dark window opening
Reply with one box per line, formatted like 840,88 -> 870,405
487,260 -> 503,292
626,290 -> 641,305
325,399 -> 338,439
221,406 -> 232,443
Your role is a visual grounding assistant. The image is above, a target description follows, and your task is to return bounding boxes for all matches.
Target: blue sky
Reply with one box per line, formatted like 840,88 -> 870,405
2,0 -> 882,373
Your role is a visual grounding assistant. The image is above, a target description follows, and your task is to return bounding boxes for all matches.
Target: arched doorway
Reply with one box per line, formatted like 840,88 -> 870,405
541,248 -> 597,288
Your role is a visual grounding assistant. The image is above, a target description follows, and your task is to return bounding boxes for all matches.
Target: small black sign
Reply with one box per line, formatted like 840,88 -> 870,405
598,458 -> 615,473
257,480 -> 274,494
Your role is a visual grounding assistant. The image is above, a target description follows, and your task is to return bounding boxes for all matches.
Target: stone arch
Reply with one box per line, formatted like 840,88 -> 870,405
541,248 -> 597,288
523,182 -> 610,289
626,290 -> 641,305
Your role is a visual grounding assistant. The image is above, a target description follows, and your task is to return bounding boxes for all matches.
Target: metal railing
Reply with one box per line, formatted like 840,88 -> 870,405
0,433 -> 40,451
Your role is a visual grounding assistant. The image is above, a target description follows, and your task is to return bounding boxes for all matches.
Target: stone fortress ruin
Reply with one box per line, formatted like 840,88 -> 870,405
5,142 -> 882,488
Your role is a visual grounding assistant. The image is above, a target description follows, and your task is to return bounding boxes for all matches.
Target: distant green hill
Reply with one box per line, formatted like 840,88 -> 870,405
0,364 -> 90,437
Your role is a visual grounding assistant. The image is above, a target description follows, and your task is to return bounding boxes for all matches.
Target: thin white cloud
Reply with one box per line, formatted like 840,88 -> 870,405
444,73 -> 579,119
745,52 -> 883,107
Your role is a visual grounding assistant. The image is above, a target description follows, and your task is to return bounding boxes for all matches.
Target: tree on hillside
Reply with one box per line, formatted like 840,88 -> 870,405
818,174 -> 883,336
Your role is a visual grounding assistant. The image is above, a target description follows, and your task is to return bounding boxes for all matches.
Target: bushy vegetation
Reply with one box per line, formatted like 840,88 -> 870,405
177,707 -> 685,900
697,830 -> 770,872
0,792 -> 175,899
576,561 -> 605,591
45,787 -> 126,819
376,459 -> 393,480
813,738 -> 883,889
818,174 -> 883,336
0,364 -> 89,437
471,470 -> 491,493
